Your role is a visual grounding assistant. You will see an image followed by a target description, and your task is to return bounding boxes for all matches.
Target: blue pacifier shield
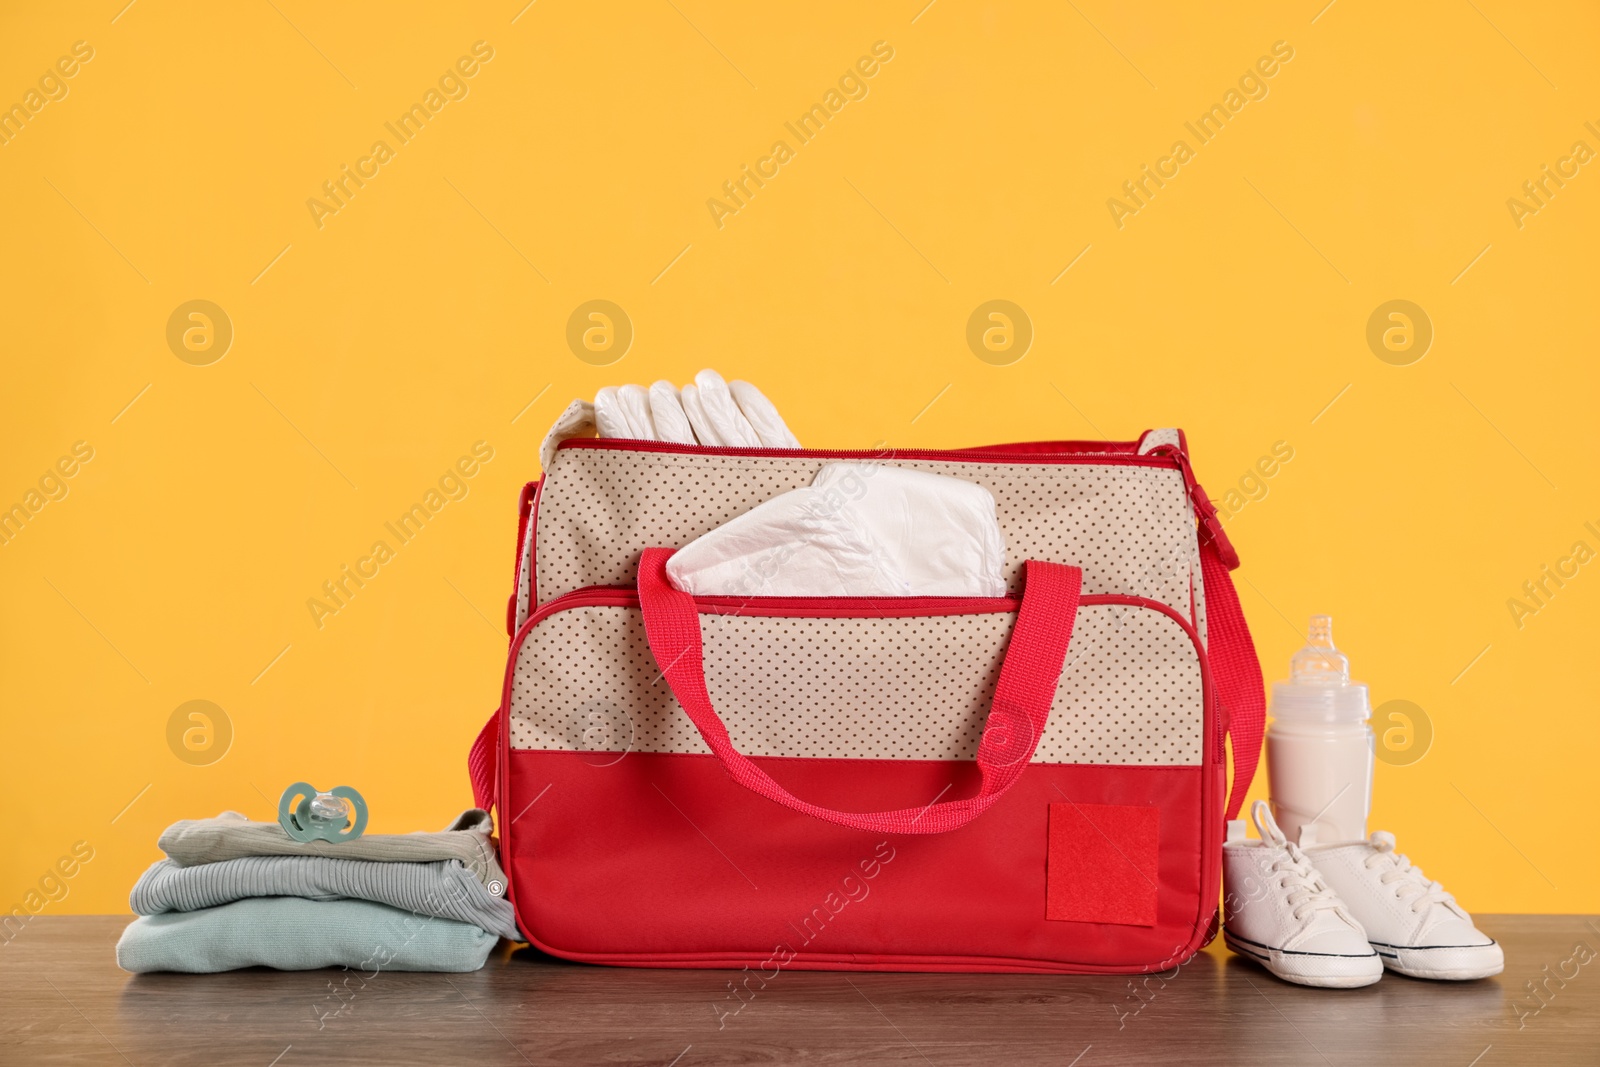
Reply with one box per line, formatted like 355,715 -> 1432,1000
278,782 -> 369,843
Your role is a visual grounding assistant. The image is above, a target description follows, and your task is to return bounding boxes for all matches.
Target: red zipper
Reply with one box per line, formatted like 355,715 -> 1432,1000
557,437 -> 1179,469
553,437 -> 1238,570
923,439 -> 1140,456
514,583 -> 1207,649
513,586 -> 1017,629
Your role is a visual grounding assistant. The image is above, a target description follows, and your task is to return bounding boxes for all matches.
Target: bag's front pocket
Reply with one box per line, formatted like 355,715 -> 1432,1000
506,587 -> 1208,768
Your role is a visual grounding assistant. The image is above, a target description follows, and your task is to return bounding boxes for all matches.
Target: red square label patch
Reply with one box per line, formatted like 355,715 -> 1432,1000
1046,802 -> 1160,926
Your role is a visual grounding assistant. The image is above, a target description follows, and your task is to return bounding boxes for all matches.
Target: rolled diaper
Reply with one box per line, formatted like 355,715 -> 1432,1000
592,386 -> 633,440
546,371 -> 800,458
679,384 -> 721,446
649,380 -> 696,444
116,897 -> 498,973
729,379 -> 801,448
693,369 -> 762,447
665,462 -> 1008,597
616,384 -> 657,440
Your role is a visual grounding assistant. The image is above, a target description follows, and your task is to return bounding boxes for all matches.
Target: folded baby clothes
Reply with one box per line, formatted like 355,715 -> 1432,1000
157,809 -> 504,885
116,897 -> 498,973
130,856 -> 521,940
666,462 -> 1008,597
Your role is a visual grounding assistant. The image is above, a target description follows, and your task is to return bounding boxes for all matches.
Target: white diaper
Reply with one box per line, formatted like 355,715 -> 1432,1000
665,463 -> 1008,598
729,379 -> 801,449
616,384 -> 656,440
693,369 -> 762,447
592,387 -> 631,440
543,370 -> 799,464
649,380 -> 696,444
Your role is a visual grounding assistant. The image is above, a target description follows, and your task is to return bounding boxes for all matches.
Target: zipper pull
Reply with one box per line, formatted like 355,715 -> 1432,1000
1151,444 -> 1240,571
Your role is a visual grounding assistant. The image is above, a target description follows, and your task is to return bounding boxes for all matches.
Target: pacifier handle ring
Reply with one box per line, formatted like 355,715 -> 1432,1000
278,781 -> 316,834
329,785 -> 368,839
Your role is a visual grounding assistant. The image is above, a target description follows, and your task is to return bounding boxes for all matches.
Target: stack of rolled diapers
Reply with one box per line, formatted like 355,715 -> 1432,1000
116,810 -> 520,973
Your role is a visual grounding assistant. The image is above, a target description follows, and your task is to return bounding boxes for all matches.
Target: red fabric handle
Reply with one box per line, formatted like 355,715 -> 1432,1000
636,548 -> 1083,835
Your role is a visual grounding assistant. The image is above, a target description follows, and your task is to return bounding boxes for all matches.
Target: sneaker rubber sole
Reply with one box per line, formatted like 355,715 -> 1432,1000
1225,931 -> 1384,988
1371,939 -> 1505,980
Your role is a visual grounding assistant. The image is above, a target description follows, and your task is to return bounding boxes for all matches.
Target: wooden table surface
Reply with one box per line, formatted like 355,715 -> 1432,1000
2,915 -> 1595,1066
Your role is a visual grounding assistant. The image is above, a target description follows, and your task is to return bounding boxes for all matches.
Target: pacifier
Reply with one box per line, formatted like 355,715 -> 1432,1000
277,782 -> 369,843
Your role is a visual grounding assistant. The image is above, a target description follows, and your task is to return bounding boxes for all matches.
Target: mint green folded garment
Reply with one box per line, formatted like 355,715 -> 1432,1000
116,897 -> 498,973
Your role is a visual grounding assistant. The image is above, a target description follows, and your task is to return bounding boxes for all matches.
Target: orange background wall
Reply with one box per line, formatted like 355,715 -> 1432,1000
1,1 -> 1595,918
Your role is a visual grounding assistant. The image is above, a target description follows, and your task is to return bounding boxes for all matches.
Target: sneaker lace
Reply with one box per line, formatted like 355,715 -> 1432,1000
1251,801 -> 1343,924
1363,831 -> 1454,914
1269,845 -> 1344,923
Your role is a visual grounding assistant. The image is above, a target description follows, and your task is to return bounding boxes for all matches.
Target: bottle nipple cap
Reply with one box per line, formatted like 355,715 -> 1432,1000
1290,615 -> 1350,685
1271,614 -> 1369,722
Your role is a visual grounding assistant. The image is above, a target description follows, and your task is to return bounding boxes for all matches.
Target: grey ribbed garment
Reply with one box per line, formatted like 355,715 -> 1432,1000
158,809 -> 504,885
130,856 -> 522,940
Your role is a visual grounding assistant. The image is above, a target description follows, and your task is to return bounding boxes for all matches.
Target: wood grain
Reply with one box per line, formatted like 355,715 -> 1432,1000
2,916 -> 1596,1065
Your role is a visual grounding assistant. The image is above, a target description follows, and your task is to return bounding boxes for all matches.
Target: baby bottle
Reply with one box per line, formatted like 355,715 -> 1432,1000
1264,615 -> 1373,844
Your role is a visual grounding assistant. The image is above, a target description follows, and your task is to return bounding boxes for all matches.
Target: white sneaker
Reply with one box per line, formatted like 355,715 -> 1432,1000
1223,801 -> 1382,988
1306,829 -> 1504,981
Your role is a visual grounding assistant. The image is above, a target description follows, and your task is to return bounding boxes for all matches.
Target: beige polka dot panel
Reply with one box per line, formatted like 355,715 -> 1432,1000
524,446 -> 1208,645
509,601 -> 1205,765
1138,429 -> 1182,454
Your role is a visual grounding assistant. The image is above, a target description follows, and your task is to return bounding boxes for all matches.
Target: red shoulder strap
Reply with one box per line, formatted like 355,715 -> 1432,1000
468,710 -> 497,813
1199,536 -> 1265,821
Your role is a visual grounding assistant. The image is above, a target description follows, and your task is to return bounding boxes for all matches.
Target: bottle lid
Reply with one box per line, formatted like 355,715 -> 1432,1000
1270,615 -> 1370,722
